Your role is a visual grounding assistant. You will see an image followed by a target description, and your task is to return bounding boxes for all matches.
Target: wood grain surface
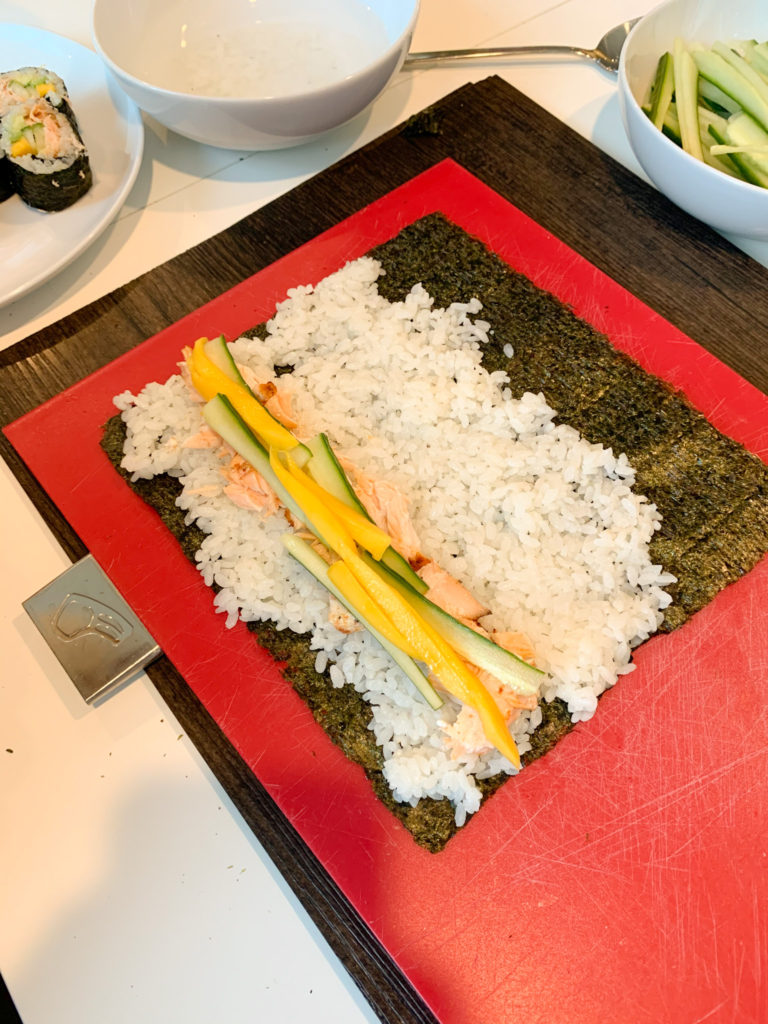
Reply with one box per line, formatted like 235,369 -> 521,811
2,76 -> 767,1024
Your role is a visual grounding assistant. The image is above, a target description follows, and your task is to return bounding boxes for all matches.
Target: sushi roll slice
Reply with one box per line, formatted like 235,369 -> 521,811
0,97 -> 92,211
0,67 -> 69,117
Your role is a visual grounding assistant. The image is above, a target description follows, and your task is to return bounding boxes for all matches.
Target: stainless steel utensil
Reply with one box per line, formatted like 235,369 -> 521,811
403,17 -> 641,74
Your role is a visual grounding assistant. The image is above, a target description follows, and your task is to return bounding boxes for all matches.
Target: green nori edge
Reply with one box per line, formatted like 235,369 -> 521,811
401,107 -> 443,138
101,416 -> 208,555
102,213 -> 768,852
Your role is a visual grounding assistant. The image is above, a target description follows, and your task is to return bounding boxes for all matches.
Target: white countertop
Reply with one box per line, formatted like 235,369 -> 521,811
1,2 -> 766,1022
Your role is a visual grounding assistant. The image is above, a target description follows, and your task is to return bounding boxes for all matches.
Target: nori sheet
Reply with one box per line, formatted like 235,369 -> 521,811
102,213 -> 768,851
0,155 -> 13,202
371,214 -> 768,633
10,149 -> 92,212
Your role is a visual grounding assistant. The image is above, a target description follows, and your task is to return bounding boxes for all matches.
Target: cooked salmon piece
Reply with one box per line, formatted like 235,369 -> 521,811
418,560 -> 489,621
238,365 -> 300,429
222,454 -> 281,514
182,425 -> 222,448
328,596 -> 362,634
491,630 -> 537,666
352,471 -> 423,562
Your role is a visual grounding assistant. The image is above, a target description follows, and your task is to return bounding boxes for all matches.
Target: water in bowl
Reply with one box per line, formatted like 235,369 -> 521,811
133,0 -> 391,99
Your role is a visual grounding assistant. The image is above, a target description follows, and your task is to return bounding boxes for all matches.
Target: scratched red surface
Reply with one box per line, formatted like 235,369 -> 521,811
6,161 -> 768,1024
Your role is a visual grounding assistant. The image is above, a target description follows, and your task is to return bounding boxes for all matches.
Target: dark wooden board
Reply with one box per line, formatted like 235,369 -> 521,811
2,76 -> 768,1023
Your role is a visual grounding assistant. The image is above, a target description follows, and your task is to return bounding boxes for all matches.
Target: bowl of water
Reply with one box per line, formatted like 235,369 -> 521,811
92,0 -> 419,150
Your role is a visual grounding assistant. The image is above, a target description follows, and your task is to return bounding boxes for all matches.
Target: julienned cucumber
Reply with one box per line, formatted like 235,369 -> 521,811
645,36 -> 768,188
693,46 -> 768,134
708,114 -> 768,187
305,433 -> 366,511
282,534 -> 442,709
674,39 -> 703,160
648,50 -> 675,130
203,336 -> 251,390
305,432 -> 428,594
203,393 -> 313,530
202,335 -> 311,464
358,551 -> 543,697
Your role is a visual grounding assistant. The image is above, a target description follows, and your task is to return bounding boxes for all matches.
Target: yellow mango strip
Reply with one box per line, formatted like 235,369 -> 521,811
285,455 -> 392,560
268,448 -> 357,561
187,337 -> 300,453
327,561 -> 420,658
10,137 -> 33,158
345,551 -> 521,768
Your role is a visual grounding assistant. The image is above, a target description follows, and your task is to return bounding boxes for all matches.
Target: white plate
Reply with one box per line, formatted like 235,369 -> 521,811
0,25 -> 144,308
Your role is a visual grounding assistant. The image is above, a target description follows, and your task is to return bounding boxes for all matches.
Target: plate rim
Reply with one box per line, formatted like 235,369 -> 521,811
0,23 -> 145,308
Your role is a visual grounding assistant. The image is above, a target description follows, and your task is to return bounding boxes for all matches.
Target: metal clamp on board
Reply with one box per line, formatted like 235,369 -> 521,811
23,554 -> 161,704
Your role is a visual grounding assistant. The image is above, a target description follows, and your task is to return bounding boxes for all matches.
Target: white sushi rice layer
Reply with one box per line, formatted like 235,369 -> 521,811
115,256 -> 675,826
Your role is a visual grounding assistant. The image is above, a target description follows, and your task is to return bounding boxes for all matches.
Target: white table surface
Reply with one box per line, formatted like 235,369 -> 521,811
2,2 -> 767,1023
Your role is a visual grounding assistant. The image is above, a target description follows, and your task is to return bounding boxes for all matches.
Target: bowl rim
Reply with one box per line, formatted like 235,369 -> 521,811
91,0 -> 420,106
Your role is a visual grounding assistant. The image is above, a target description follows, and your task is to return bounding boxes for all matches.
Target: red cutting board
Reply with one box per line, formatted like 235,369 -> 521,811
6,161 -> 768,1024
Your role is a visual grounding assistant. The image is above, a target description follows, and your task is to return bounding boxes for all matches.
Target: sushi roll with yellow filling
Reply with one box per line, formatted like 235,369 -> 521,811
0,66 -> 69,116
0,97 -> 92,211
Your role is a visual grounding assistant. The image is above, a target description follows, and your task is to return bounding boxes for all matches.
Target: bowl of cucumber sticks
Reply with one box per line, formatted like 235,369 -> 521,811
618,0 -> 768,238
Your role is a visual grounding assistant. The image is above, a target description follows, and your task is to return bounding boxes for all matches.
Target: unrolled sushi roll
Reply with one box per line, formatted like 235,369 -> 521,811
0,97 -> 92,211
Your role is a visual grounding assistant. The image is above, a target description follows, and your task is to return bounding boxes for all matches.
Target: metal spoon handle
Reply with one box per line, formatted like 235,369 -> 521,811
402,44 -> 593,69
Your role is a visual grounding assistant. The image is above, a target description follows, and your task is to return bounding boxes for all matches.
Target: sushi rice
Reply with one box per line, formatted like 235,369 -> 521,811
115,256 -> 675,826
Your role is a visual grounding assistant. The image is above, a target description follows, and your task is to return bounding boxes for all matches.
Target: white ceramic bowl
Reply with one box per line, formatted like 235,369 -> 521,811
92,0 -> 419,151
618,0 -> 768,238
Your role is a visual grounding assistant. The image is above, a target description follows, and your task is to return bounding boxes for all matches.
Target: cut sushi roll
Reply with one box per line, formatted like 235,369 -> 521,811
0,98 -> 92,211
0,66 -> 69,117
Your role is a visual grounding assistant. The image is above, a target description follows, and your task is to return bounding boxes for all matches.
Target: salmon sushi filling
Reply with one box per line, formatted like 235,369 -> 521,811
114,256 -> 674,825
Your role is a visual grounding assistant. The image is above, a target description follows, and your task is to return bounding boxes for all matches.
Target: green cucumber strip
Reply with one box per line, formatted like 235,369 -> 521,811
358,551 -> 543,697
305,433 -> 368,513
739,40 -> 768,82
282,534 -> 442,709
305,432 -> 428,594
203,335 -> 251,390
707,120 -> 768,187
693,46 -> 768,134
660,100 -> 681,145
202,393 -> 320,532
696,107 -> 740,177
726,108 -> 768,147
648,51 -> 675,130
674,39 -> 703,160
712,40 -> 768,116
21,122 -> 45,153
202,335 -> 311,465
381,549 -> 426,593
698,77 -> 741,115
754,41 -> 768,70
724,111 -> 768,183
